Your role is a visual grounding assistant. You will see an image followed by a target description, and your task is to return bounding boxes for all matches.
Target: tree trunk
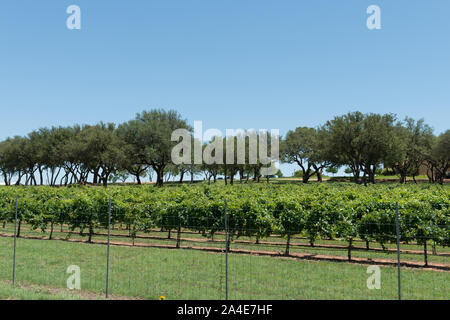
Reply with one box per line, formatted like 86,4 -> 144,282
176,224 -> 181,248
285,234 -> 291,256
156,167 -> 164,187
300,165 -> 313,183
88,224 -> 93,243
348,238 -> 353,261
253,167 -> 261,182
16,171 -> 23,185
424,241 -> 428,266
426,168 -> 432,183
39,167 -> 44,185
353,171 -> 360,184
316,170 -> 323,182
353,169 -> 360,184
179,171 -> 184,184
368,170 -> 375,184
93,169 -> 98,184
49,221 -> 54,240
131,225 -> 136,246
17,220 -> 21,238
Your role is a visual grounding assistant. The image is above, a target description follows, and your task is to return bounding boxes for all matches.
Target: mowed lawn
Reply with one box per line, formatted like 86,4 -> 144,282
0,279 -> 88,300
0,237 -> 448,300
3,223 -> 449,266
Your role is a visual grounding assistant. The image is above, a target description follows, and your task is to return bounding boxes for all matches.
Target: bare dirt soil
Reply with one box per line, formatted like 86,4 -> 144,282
1,232 -> 448,272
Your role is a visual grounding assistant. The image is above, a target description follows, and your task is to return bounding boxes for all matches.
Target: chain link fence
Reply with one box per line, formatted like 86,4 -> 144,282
0,197 -> 448,300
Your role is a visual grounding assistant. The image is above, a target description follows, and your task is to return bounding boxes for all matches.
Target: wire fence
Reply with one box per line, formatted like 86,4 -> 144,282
0,197 -> 449,300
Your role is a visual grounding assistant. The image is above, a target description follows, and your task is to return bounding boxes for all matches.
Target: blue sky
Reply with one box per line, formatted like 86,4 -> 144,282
1,1 -> 449,176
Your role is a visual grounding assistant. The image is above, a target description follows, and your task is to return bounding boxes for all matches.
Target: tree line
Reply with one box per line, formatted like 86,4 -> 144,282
283,112 -> 449,185
0,109 -> 449,187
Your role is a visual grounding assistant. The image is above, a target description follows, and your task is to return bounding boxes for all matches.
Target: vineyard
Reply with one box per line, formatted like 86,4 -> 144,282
0,183 -> 449,263
0,183 -> 449,299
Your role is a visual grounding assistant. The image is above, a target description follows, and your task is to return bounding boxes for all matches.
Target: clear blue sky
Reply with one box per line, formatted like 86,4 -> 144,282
1,1 -> 449,176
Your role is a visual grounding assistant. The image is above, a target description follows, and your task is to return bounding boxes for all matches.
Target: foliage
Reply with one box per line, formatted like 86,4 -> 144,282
0,184 -> 448,250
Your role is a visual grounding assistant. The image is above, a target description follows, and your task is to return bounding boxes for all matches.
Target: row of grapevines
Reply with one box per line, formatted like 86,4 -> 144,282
0,183 -> 448,261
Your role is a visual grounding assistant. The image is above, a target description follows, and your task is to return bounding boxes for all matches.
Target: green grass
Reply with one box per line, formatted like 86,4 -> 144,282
372,174 -> 429,180
0,236 -> 448,300
0,279 -> 91,300
4,223 -> 449,266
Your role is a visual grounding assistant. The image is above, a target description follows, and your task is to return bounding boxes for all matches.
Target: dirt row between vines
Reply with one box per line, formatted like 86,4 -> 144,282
1,233 -> 449,272
87,230 -> 450,257
3,224 -> 448,257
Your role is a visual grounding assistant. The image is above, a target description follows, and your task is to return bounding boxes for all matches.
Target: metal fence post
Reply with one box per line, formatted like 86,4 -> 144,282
12,196 -> 18,287
224,199 -> 229,300
106,197 -> 112,298
395,202 -> 401,300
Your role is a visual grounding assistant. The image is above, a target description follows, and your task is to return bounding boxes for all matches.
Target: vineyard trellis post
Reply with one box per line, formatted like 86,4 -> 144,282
106,197 -> 112,298
12,196 -> 18,286
224,198 -> 229,300
395,202 -> 401,300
